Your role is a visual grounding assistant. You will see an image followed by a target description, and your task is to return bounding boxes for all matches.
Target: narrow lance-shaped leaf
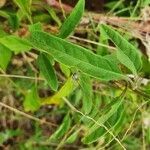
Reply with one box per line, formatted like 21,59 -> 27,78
82,88 -> 127,144
82,126 -> 106,144
49,114 -> 71,141
60,63 -> 71,77
29,31 -> 126,81
44,5 -> 62,27
97,25 -> 109,56
0,35 -> 32,54
83,104 -> 125,144
41,76 -> 78,105
29,22 -> 42,32
8,13 -> 19,30
58,0 -> 85,38
0,44 -> 12,70
80,74 -> 93,114
0,11 -> 19,30
100,24 -> 142,74
82,98 -> 121,144
38,53 -> 58,91
112,105 -> 126,134
65,129 -> 80,144
13,0 -> 32,23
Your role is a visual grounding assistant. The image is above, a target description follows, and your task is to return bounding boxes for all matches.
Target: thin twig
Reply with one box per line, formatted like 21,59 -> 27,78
0,68 -> 25,95
0,74 -> 44,81
0,102 -> 57,127
122,100 -> 150,141
22,52 -> 38,73
70,35 -> 116,51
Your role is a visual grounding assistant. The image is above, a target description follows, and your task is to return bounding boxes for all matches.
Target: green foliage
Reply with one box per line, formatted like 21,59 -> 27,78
80,74 -> 93,114
101,24 -> 142,74
82,93 -> 124,144
13,0 -> 32,23
141,0 -> 150,6
44,5 -> 62,27
60,63 -> 70,77
0,35 -> 32,53
0,0 -> 150,149
58,0 -> 85,38
29,31 -> 126,81
65,129 -> 79,144
37,53 -> 58,91
29,22 -> 42,32
23,86 -> 41,112
41,76 -> 77,105
0,44 -> 12,70
97,25 -> 109,56
49,114 -> 71,141
0,10 -> 19,30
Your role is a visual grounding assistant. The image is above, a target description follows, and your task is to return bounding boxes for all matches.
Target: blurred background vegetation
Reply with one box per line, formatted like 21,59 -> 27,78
0,0 -> 150,149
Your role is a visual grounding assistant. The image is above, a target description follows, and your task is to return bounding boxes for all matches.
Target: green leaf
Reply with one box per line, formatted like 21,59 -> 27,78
141,0 -> 150,6
142,55 -> 150,76
41,77 -> 77,105
0,10 -> 9,18
13,0 -> 32,23
82,127 -> 106,144
23,86 -> 41,112
65,130 -> 79,144
60,63 -> 70,77
89,94 -> 102,118
0,28 -> 8,38
111,105 -> 126,133
0,44 -> 12,70
80,74 -> 93,114
0,35 -> 32,54
116,49 -> 137,74
49,114 -> 71,141
37,53 -> 58,91
58,0 -> 85,38
29,22 -> 42,32
53,76 -> 77,99
44,5 -> 62,27
97,25 -> 109,56
8,13 -> 19,30
82,96 -> 124,144
29,31 -> 126,81
0,11 -> 19,30
101,24 -> 142,74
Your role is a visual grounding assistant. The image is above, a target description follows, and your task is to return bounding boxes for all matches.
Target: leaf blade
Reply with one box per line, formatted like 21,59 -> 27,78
23,86 -> 41,112
101,24 -> 142,74
82,96 -> 124,144
29,31 -> 126,81
80,74 -> 93,114
0,35 -> 32,53
13,0 -> 32,23
41,77 -> 77,105
49,114 -> 71,141
0,44 -> 12,70
38,53 -> 58,91
58,0 -> 85,38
